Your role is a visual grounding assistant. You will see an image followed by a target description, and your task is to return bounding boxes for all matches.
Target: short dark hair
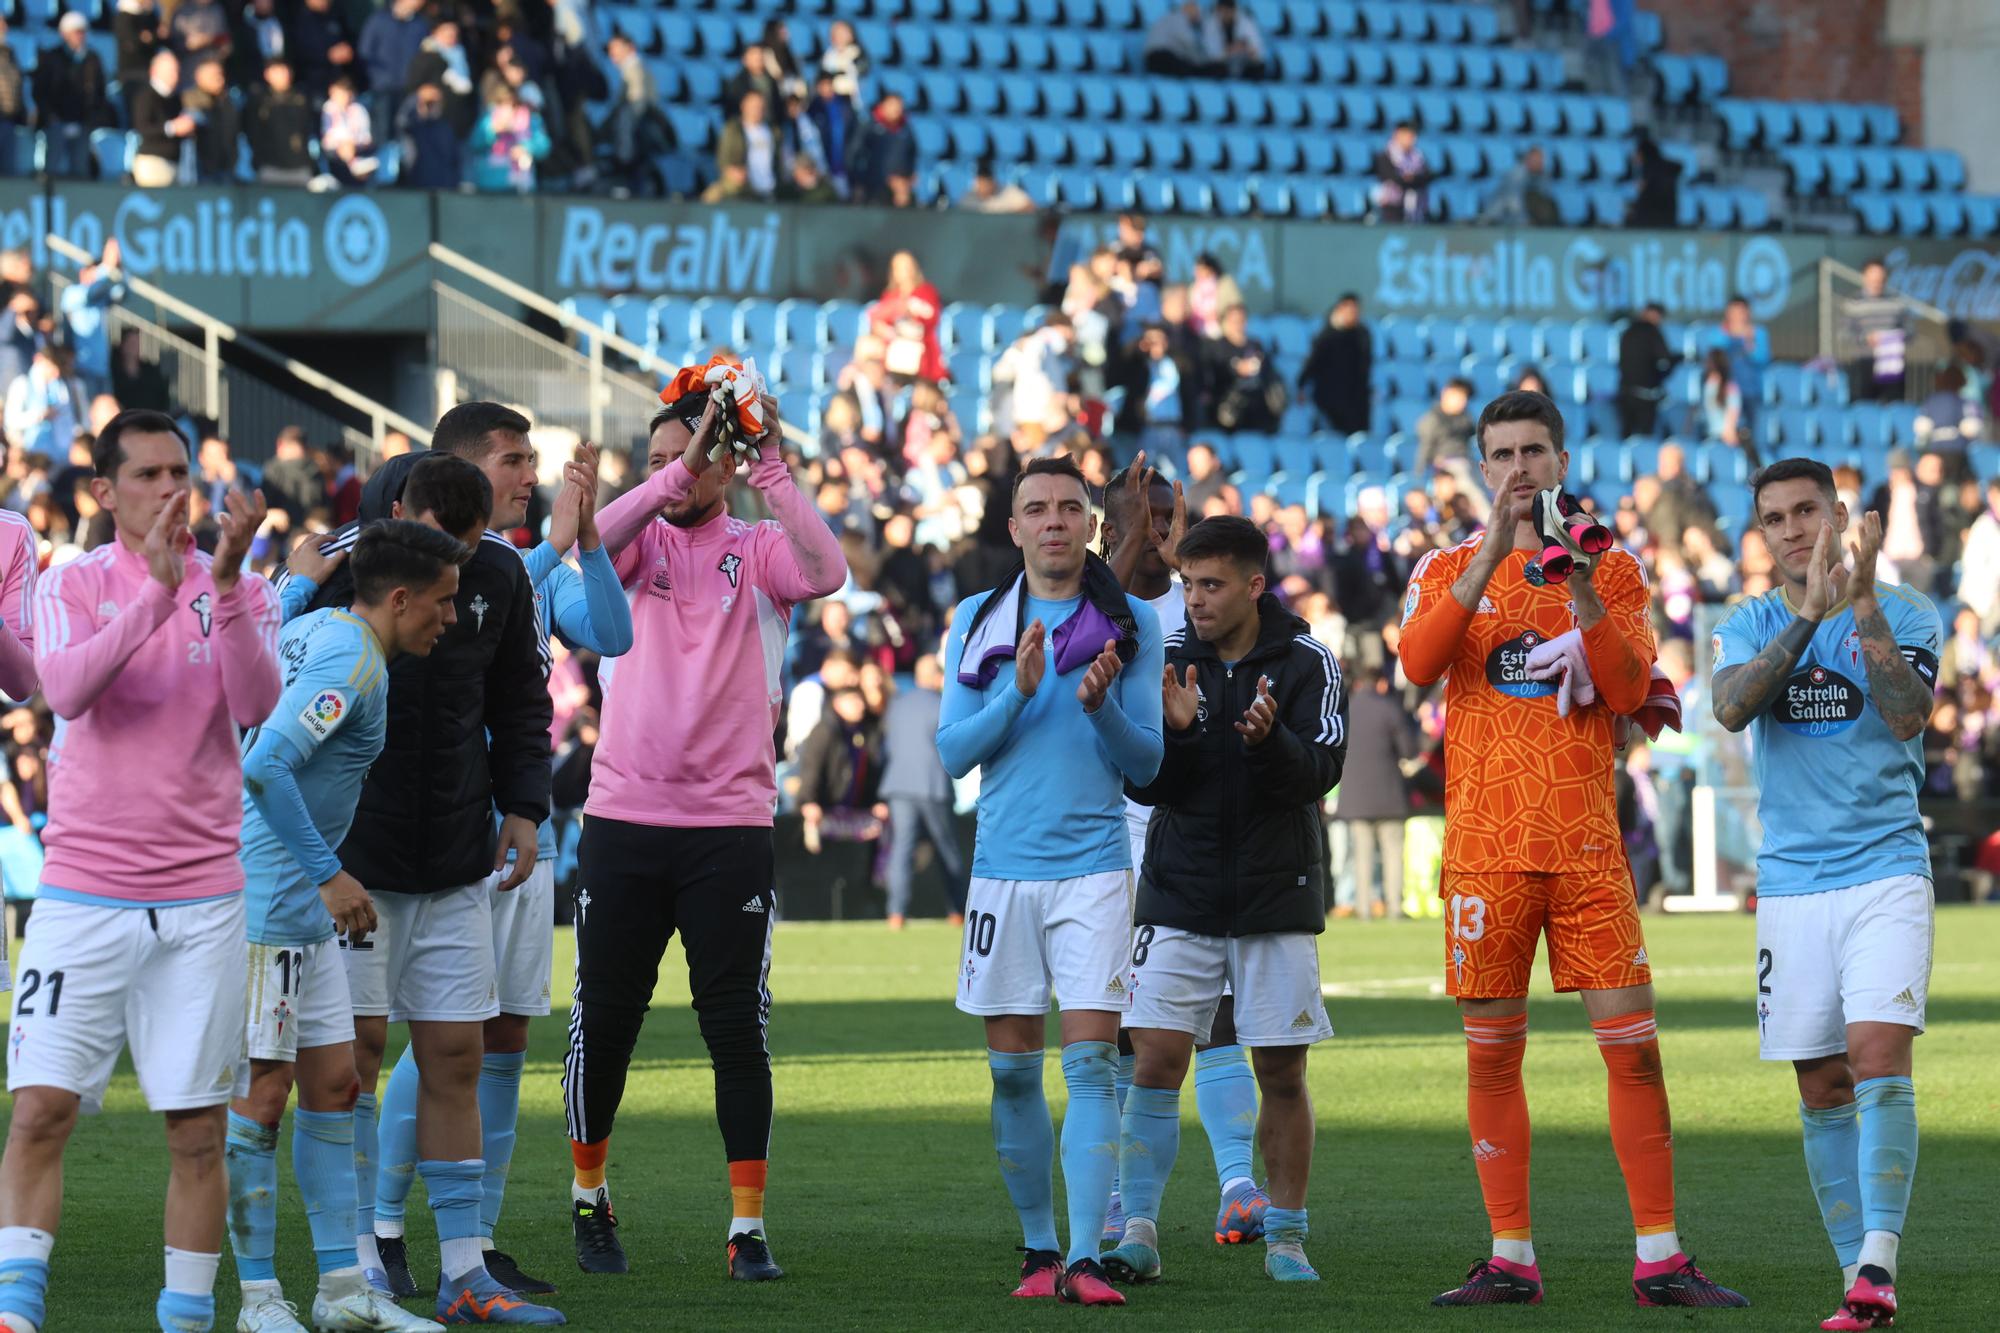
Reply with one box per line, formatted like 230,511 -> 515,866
1102,465 -> 1170,526
1392,120 -> 1415,134
1726,293 -> 1749,309
351,518 -> 471,606
1863,256 -> 1887,271
1011,455 -> 1090,507
1445,376 -> 1474,396
1474,389 -> 1565,457
1175,515 -> 1268,576
431,401 -> 530,460
1335,291 -> 1360,305
1748,457 -> 1837,515
401,452 -> 493,538
93,408 -> 187,478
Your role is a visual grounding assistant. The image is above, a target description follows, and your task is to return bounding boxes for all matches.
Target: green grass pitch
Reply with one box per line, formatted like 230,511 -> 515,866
16,908 -> 1997,1330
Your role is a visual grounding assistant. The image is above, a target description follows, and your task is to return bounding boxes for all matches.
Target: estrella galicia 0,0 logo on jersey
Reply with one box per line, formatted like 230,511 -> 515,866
1771,664 -> 1864,736
1485,631 -> 1559,700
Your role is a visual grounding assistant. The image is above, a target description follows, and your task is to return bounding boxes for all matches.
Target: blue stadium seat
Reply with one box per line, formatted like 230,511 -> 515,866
1965,195 -> 2000,236
1785,148 -> 1827,196
1931,195 -> 1968,237
776,299 -> 820,351
1795,103 -> 1833,145
1862,104 -> 1900,145
820,300 -> 870,349
1715,100 -> 1760,150
1247,175 -> 1293,216
1289,180 -> 1334,219
735,300 -> 781,351
1763,363 -> 1813,407
1892,194 -> 1932,235
1736,191 -> 1772,231
1758,102 -> 1797,147
1184,127 -> 1225,171
1823,146 -> 1861,195
1652,53 -> 1695,105
1829,104 -> 1866,146
1933,151 -> 1967,193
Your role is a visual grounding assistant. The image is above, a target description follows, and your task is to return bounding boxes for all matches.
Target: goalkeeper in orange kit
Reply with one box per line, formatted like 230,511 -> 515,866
1399,391 -> 1749,1311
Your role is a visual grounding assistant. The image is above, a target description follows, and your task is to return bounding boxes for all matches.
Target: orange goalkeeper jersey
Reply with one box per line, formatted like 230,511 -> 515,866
1398,534 -> 1655,875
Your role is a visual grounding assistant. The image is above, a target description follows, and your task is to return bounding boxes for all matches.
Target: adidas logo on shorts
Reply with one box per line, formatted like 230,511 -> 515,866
742,898 -> 767,914
1891,987 -> 1918,1009
1633,947 -> 1649,966
1104,976 -> 1125,996
1291,1009 -> 1315,1030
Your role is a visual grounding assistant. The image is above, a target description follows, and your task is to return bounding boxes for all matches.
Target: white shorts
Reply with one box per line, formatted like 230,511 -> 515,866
344,880 -> 498,1024
1125,926 -> 1333,1047
1128,829 -> 1231,1002
7,896 -> 248,1114
245,938 -> 354,1062
956,871 -> 1134,1016
1755,873 -> 1934,1061
491,862 -> 554,1017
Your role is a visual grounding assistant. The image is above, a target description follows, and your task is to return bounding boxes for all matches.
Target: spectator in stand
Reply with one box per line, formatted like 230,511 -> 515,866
109,327 -> 169,412
196,429 -> 257,513
57,239 -> 122,401
796,683 -> 887,865
1511,366 -> 1549,397
1480,145 -> 1556,226
1143,0 -> 1208,77
1842,258 -> 1909,403
1335,664 -> 1420,920
706,88 -> 782,202
1202,0 -> 1268,79
182,56 -> 240,184
869,251 -> 945,384
288,0 -> 356,97
819,19 -> 868,104
1115,211 -> 1165,288
320,438 -> 361,523
261,424 -> 322,520
1644,443 -> 1717,553
1185,251 -> 1242,340
229,0 -> 286,85
604,34 -> 666,194
0,289 -> 36,395
1112,321 -> 1190,458
406,17 -> 475,136
113,0 -> 163,97
722,42 -> 777,114
1372,122 -> 1434,223
1628,131 -> 1683,229
480,44 -> 548,124
958,158 -> 1034,213
1414,377 -> 1474,474
318,75 -> 377,185
848,92 -> 916,206
245,59 -> 315,184
1299,294 -> 1372,435
1963,478 -> 2000,633
395,82 -> 462,188
836,341 -> 896,451
807,70 -> 858,198
468,85 -> 550,193
1203,303 -> 1283,432
759,17 -> 804,93
898,381 -> 961,471
34,14 -> 114,178
1915,365 -> 1983,448
4,347 -> 76,459
1700,347 -> 1748,456
130,50 -> 196,188
1333,491 -> 1403,670
879,653 -> 966,929
0,21 -> 22,178
1617,301 -> 1673,437
358,0 -> 429,139
170,0 -> 231,68
1180,439 -> 1240,515
990,314 -> 1072,448
1706,294 -> 1770,438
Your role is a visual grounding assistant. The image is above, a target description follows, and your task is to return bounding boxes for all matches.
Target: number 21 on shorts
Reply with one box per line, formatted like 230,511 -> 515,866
1449,894 -> 1488,942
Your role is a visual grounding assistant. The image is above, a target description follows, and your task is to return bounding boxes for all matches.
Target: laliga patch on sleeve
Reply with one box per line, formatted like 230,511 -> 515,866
1711,633 -> 1725,668
1402,582 -> 1420,624
1899,645 -> 1939,687
300,688 -> 348,740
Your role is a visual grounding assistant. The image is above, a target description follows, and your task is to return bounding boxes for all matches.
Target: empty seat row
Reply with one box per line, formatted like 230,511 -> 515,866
1676,185 -> 1774,231
1714,98 -> 1903,151
1852,192 -> 2000,238
1783,146 -> 1968,197
1649,52 -> 1729,106
1267,41 -> 1563,91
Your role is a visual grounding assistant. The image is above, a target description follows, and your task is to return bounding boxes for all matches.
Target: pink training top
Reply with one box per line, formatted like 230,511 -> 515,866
35,538 -> 282,905
0,508 -> 39,700
588,452 -> 848,828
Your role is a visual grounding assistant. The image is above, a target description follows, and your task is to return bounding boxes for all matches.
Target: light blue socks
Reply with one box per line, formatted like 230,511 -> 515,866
224,1112 -> 279,1283
1194,1044 -> 1259,1189
987,1049 -> 1060,1254
1117,1085 -> 1181,1226
373,1047 -> 421,1232
1059,1042 -> 1120,1265
294,1109 -> 361,1276
478,1052 -> 526,1239
1800,1099 -> 1866,1267
352,1090 -> 380,1243
1854,1077 -> 1918,1237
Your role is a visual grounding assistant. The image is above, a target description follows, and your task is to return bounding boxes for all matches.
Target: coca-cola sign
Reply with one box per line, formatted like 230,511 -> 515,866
1881,245 -> 2000,324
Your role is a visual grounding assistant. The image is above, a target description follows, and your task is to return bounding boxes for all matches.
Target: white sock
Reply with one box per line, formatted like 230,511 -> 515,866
1843,1262 -> 1860,1289
728,1216 -> 765,1240
572,1182 -> 608,1206
1492,1238 -> 1536,1267
1636,1230 -> 1682,1264
1121,1217 -> 1159,1250
162,1247 -> 220,1297
238,1279 -> 282,1305
316,1269 -> 364,1301
1857,1230 -> 1899,1279
440,1236 -> 485,1281
355,1234 -> 382,1272
479,1237 -> 495,1253
0,1227 -> 53,1264
1219,1175 -> 1254,1197
373,1218 -> 405,1241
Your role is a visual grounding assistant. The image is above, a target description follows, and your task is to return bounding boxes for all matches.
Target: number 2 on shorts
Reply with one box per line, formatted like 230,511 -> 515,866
1450,894 -> 1487,942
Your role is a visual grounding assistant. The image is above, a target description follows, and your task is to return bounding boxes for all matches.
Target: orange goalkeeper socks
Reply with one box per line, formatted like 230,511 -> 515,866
571,1138 -> 608,1193
729,1159 -> 768,1235
1593,1009 -> 1677,1235
1463,1012 -> 1532,1238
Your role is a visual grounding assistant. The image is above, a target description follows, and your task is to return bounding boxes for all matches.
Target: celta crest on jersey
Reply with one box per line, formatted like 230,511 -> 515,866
191,591 -> 212,636
470,594 -> 489,632
719,552 -> 743,588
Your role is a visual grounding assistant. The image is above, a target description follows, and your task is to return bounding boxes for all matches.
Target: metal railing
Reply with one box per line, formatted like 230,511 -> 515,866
425,242 -> 814,454
45,234 -> 430,464
1816,256 -> 1950,406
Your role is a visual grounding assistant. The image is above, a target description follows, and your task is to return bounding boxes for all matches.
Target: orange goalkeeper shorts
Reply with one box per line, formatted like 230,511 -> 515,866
1440,865 -> 1652,999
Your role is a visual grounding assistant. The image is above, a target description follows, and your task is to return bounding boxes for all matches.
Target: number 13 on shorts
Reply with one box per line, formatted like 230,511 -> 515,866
1448,893 -> 1488,993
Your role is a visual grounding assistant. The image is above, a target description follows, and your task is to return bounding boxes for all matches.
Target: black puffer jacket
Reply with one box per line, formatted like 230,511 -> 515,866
1127,594 -> 1345,936
277,452 -> 551,894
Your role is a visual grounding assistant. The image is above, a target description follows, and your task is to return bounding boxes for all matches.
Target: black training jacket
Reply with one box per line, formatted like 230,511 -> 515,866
276,451 -> 552,893
1126,594 -> 1345,937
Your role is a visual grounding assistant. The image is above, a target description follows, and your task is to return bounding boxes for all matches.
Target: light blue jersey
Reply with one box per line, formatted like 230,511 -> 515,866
240,608 -> 390,945
1712,582 -> 1941,896
938,589 -> 1164,880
